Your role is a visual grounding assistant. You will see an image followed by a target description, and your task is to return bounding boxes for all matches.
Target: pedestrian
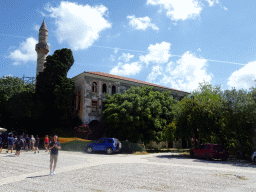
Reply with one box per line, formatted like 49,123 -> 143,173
30,135 -> 35,152
34,135 -> 40,154
0,135 -> 2,153
6,134 -> 15,153
25,134 -> 30,151
14,136 -> 23,157
49,135 -> 61,175
44,135 -> 49,152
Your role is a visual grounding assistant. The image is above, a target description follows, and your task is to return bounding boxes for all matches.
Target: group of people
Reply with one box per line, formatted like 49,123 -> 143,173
3,134 -> 40,156
0,133 -> 61,175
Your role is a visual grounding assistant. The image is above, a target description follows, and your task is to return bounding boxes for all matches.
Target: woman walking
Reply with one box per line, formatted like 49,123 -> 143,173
30,135 -> 35,152
44,135 -> 49,152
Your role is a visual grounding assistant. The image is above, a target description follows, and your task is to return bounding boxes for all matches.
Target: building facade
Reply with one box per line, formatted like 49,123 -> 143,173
72,71 -> 190,125
34,20 -> 190,125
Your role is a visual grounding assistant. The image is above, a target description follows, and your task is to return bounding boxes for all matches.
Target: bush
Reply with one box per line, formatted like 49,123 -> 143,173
60,140 -> 93,152
120,141 -> 145,153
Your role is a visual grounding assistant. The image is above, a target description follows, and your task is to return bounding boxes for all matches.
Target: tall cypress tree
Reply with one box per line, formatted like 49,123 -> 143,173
35,48 -> 79,134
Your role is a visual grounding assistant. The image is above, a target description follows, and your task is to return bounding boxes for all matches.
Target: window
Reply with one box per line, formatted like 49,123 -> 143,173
112,85 -> 116,95
92,82 -> 97,93
204,145 -> 210,149
92,100 -> 98,112
98,138 -> 105,143
107,139 -> 114,143
102,84 -> 107,93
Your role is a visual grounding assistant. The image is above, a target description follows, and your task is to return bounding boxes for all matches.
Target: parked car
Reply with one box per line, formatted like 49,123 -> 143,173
86,138 -> 122,154
251,151 -> 256,163
190,143 -> 229,161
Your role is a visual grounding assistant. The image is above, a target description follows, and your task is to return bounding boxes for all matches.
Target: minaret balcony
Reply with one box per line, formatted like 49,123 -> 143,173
35,43 -> 49,51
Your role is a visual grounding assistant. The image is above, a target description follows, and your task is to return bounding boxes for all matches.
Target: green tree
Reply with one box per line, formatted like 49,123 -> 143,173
175,82 -> 226,147
103,86 -> 178,144
222,88 -> 256,157
0,76 -> 35,128
35,48 -> 80,134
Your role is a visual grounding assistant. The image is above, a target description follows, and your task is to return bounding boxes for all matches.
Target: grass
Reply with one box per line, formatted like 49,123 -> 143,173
58,137 -> 90,143
132,151 -> 148,155
60,139 -> 93,152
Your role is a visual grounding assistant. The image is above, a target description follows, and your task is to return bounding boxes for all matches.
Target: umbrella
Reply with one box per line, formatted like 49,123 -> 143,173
0,127 -> 7,132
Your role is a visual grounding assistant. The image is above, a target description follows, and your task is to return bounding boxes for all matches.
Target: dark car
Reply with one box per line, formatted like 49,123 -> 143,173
190,143 -> 229,161
86,138 -> 122,154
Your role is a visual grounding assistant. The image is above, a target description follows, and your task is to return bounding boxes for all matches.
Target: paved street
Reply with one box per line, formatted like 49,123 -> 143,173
0,149 -> 256,192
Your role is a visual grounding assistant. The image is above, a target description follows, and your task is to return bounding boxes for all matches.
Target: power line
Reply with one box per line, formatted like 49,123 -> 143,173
0,33 -> 247,66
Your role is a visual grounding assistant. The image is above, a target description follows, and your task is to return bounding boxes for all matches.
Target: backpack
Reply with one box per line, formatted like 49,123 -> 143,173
17,140 -> 23,148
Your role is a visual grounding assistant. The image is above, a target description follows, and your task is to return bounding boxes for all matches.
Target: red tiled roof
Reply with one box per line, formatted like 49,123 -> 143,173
72,71 -> 190,94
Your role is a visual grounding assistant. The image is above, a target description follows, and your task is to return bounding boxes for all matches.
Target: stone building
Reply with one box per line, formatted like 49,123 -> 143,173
72,72 -> 190,125
35,20 -> 190,126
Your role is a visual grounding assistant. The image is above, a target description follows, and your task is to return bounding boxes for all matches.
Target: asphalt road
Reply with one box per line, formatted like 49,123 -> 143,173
0,149 -> 256,192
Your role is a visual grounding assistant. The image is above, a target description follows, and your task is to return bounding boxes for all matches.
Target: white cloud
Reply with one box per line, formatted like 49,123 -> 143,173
127,15 -> 159,31
227,61 -> 256,90
110,62 -> 142,76
147,65 -> 162,83
34,24 -> 40,31
159,51 -> 212,92
147,0 -> 202,21
8,37 -> 37,65
118,53 -> 134,62
45,1 -> 111,50
205,0 -> 219,6
139,41 -> 171,65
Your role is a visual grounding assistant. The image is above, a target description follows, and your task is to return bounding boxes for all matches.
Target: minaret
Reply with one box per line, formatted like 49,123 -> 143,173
35,19 -> 49,77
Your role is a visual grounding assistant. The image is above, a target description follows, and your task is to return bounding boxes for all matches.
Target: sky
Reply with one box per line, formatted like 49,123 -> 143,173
1,0 -> 256,93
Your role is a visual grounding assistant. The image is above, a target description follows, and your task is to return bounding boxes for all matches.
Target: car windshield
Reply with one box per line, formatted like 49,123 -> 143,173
213,145 -> 224,151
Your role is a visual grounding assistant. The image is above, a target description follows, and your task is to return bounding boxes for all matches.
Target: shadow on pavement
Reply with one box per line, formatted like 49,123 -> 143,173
27,175 -> 50,179
154,154 -> 256,169
3,154 -> 16,157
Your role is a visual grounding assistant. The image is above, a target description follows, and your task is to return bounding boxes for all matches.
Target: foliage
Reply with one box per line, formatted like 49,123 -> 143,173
0,76 -> 35,129
163,121 -> 177,142
174,81 -> 256,158
103,86 -> 178,144
36,48 -> 79,133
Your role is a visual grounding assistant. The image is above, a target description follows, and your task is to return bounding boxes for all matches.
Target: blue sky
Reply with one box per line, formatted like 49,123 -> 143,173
1,0 -> 256,92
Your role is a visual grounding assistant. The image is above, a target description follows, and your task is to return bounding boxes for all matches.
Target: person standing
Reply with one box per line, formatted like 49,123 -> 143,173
49,135 -> 61,175
34,135 -> 40,154
6,134 -> 15,153
14,136 -> 23,157
30,135 -> 35,152
25,135 -> 30,151
44,135 -> 49,152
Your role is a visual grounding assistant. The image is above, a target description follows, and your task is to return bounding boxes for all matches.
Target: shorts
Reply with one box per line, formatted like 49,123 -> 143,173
0,143 -> 2,147
8,145 -> 13,149
16,147 -> 21,151
25,143 -> 29,147
50,154 -> 58,163
35,144 -> 39,147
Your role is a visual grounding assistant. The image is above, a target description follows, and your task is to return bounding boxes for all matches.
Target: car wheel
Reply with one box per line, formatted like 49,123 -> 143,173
106,147 -> 113,154
87,147 -> 93,153
206,153 -> 211,161
190,151 -> 194,158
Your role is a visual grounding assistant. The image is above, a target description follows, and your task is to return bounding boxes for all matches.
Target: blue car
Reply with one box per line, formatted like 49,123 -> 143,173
86,138 -> 122,154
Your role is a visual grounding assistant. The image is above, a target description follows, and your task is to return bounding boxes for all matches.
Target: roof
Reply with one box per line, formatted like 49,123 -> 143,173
72,71 -> 190,94
40,19 -> 47,30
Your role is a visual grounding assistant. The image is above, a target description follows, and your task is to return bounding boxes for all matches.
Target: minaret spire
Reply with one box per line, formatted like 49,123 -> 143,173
35,19 -> 50,77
